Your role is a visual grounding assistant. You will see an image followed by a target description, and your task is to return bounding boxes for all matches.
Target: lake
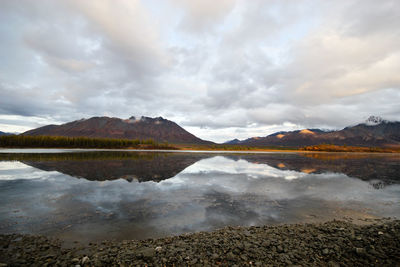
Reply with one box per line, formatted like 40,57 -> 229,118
0,149 -> 399,243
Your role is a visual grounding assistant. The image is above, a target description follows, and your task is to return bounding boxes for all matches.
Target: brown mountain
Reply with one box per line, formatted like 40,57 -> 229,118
22,116 -> 212,144
227,116 -> 400,147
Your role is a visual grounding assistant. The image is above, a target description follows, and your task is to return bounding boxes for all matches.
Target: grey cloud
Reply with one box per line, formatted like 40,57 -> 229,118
171,0 -> 237,33
0,0 -> 399,141
340,0 -> 400,37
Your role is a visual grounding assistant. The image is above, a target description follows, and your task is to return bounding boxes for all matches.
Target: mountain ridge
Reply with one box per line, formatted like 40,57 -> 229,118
224,116 -> 400,147
19,115 -> 400,147
22,116 -> 213,145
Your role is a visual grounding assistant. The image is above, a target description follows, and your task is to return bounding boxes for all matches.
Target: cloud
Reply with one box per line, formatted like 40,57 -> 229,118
171,0 -> 237,33
0,0 -> 399,142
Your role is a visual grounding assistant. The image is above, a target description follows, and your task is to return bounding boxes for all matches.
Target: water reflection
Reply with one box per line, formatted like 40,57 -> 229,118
0,151 -> 399,243
1,151 -> 399,185
0,152 -> 209,182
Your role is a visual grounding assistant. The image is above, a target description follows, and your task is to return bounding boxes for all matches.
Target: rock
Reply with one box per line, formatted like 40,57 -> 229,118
155,246 -> 162,252
226,252 -> 235,261
378,231 -> 384,235
355,247 -> 365,255
262,240 -> 271,247
243,242 -> 252,250
211,253 -> 219,260
328,261 -> 340,267
81,256 -> 90,265
322,248 -> 329,255
138,247 -> 155,259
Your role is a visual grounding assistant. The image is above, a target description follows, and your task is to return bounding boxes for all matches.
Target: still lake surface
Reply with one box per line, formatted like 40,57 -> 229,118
0,149 -> 399,243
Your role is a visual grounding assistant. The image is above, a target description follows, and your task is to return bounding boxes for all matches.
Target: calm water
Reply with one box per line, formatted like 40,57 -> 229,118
0,149 -> 399,243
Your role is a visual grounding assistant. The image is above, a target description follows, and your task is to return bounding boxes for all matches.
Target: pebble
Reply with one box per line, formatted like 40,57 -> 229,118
355,247 -> 365,255
81,256 -> 90,265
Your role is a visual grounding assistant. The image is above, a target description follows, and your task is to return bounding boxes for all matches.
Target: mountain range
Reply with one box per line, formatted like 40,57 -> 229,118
16,115 -> 400,148
225,116 -> 400,147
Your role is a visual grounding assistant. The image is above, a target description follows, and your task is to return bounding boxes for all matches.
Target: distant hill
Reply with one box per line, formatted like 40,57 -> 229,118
0,131 -> 14,136
228,116 -> 400,148
22,116 -> 213,145
224,139 -> 241,145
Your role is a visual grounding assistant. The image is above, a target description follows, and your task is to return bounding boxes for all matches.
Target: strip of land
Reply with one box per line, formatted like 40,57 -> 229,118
1,135 -> 400,153
0,219 -> 399,266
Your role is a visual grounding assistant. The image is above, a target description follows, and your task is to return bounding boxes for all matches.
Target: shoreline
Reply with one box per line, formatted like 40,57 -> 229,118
1,147 -> 400,155
1,219 -> 399,266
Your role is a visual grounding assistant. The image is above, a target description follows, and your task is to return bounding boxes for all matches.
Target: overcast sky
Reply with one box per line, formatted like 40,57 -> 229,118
1,0 -> 400,142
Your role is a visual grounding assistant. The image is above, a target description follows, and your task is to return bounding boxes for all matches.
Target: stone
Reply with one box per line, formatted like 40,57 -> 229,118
262,240 -> 271,247
226,252 -> 235,261
139,247 -> 155,259
81,256 -> 90,265
328,261 -> 340,267
355,248 -> 365,255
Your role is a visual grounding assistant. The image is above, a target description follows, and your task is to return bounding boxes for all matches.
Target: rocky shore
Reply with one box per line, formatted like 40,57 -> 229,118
1,220 -> 399,266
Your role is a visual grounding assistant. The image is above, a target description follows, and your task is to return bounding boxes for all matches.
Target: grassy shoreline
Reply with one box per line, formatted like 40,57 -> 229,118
1,146 -> 400,154
1,135 -> 399,153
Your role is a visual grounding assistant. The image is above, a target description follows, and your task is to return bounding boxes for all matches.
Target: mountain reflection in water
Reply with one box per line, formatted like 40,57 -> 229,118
0,151 -> 399,243
1,151 -> 398,185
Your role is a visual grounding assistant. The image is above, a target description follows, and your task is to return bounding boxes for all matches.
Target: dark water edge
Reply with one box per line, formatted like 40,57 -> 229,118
1,219 -> 399,266
0,150 -> 399,244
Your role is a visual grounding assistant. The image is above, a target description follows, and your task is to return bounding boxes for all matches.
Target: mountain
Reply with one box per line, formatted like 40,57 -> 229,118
0,131 -> 14,136
224,139 -> 241,145
22,116 -> 212,144
229,116 -> 400,147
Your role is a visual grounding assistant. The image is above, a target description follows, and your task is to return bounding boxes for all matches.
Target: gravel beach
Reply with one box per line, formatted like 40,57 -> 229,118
1,219 -> 399,266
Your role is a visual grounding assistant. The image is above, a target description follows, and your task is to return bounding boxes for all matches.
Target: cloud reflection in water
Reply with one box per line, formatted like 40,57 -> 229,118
0,154 -> 399,243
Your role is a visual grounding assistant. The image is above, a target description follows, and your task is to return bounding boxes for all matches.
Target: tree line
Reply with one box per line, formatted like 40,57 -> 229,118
0,135 -> 176,149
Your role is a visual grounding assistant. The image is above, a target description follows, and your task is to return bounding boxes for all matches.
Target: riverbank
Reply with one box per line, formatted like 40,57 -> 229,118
1,219 -> 399,266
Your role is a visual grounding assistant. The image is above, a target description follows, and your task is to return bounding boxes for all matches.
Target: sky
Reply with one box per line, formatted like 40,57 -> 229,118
1,0 -> 399,142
